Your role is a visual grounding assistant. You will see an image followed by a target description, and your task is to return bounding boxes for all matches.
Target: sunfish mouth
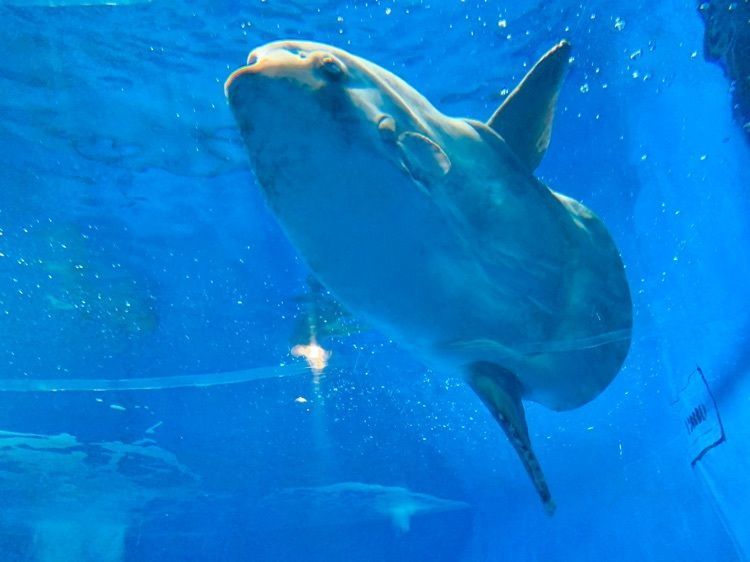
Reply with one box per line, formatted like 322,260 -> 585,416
224,65 -> 255,97
224,42 -> 348,99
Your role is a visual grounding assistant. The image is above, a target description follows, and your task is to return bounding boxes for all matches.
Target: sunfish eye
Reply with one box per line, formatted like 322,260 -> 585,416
318,55 -> 347,80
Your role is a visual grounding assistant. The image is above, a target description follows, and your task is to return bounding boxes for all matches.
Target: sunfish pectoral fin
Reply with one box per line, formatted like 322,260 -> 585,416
466,362 -> 556,515
487,40 -> 571,171
397,131 -> 451,190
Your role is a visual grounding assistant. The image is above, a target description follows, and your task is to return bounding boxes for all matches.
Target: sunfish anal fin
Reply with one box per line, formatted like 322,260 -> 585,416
466,361 -> 556,515
487,40 -> 571,171
389,506 -> 413,533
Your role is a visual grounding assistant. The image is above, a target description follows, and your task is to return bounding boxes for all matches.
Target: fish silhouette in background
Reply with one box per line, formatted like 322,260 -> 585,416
261,482 -> 470,533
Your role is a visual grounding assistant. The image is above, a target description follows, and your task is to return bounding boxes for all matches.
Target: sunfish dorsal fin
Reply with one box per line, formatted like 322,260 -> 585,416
466,362 -> 556,515
487,40 -> 571,171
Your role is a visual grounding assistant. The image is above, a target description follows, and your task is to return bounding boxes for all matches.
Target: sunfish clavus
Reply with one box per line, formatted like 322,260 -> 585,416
225,40 -> 632,513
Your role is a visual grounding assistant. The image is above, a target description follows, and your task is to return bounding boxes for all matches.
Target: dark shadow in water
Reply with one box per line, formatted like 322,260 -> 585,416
698,0 -> 750,142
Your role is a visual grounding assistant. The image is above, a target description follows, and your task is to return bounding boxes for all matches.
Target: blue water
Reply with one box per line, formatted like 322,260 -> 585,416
1,1 -> 750,560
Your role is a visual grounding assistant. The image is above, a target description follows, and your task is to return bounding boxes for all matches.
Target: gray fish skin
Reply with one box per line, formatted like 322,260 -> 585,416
226,40 -> 632,513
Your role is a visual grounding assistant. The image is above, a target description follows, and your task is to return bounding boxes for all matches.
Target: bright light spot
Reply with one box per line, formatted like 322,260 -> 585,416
294,396 -> 308,404
291,338 -> 331,376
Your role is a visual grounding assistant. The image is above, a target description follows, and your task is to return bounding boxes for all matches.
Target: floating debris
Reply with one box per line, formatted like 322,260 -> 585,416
145,421 -> 163,434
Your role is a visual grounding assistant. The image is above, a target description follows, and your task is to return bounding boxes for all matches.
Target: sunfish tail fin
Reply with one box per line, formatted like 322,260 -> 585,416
466,362 -> 556,515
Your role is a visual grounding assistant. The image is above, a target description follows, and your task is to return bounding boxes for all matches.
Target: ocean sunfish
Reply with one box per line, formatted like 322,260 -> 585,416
263,482 -> 470,533
225,40 -> 632,513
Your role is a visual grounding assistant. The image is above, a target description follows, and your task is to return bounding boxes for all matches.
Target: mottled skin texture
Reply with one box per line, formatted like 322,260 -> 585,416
226,40 -> 632,512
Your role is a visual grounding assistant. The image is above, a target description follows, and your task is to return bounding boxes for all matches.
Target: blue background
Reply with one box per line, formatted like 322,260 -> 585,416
1,0 -> 749,560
